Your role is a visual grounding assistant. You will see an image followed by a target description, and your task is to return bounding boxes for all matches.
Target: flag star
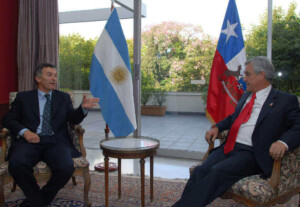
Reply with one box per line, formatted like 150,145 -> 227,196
221,20 -> 238,43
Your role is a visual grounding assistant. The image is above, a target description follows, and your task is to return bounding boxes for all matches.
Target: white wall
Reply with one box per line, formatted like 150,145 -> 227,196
73,90 -> 206,113
146,92 -> 206,113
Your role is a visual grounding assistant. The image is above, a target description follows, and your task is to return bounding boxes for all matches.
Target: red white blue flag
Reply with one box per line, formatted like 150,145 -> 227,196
206,0 -> 246,124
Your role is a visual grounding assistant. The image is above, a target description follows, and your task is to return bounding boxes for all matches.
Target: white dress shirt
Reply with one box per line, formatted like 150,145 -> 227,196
235,85 -> 272,146
19,90 -> 53,136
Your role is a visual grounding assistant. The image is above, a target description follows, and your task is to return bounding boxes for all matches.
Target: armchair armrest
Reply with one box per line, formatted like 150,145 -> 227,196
0,128 -> 10,164
72,125 -> 86,158
202,130 -> 228,161
269,159 -> 281,189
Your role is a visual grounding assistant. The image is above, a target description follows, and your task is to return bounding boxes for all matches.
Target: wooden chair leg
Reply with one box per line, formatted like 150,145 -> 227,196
11,181 -> 16,192
83,170 -> 91,207
0,179 -> 4,207
71,175 -> 77,186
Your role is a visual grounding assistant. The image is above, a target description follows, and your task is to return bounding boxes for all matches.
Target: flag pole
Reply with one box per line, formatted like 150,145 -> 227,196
133,0 -> 142,137
94,0 -> 117,173
267,0 -> 273,60
102,1 -> 115,140
111,0 -> 115,11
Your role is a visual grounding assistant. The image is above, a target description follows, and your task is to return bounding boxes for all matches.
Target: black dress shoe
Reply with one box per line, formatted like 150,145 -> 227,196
19,199 -> 30,207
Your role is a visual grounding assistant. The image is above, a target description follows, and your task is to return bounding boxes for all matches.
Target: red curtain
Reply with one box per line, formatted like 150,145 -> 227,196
0,0 -> 19,104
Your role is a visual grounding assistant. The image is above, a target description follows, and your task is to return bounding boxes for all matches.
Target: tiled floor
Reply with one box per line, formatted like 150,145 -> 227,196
81,111 -> 214,179
81,111 -> 214,157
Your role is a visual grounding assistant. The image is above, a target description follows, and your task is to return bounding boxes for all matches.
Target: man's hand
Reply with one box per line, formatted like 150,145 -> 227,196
205,127 -> 219,144
23,130 -> 40,143
81,94 -> 100,109
269,141 -> 287,160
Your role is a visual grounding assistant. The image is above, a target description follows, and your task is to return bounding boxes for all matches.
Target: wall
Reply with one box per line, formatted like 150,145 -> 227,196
0,1 -> 19,128
72,91 -> 206,113
149,92 -> 206,114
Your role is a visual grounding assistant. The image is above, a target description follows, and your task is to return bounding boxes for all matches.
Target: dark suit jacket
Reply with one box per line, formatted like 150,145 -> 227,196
2,90 -> 87,158
216,88 -> 300,177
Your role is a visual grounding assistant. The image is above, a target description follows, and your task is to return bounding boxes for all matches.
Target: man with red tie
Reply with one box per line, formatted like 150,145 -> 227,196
173,56 -> 300,207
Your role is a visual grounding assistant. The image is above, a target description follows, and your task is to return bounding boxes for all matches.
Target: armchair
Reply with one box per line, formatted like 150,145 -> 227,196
0,92 -> 91,207
190,132 -> 300,207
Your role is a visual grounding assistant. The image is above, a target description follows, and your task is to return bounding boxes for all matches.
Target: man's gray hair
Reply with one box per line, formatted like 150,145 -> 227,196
34,63 -> 56,79
245,56 -> 275,81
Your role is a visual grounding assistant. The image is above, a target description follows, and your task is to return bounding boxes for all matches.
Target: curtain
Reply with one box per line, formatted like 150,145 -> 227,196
0,0 -> 18,104
17,0 -> 59,91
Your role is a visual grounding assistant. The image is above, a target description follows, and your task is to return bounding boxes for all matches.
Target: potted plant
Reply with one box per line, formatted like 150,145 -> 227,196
141,87 -> 154,106
153,88 -> 167,107
141,87 -> 167,116
140,70 -> 168,116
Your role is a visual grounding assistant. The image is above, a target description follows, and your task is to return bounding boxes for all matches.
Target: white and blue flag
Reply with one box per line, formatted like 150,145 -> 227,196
89,9 -> 137,137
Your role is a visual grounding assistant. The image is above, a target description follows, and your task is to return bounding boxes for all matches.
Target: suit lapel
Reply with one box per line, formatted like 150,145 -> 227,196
30,90 -> 39,119
51,90 -> 62,118
255,88 -> 277,126
232,92 -> 251,121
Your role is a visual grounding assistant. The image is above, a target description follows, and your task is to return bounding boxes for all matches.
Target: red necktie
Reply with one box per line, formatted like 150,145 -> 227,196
224,93 -> 256,154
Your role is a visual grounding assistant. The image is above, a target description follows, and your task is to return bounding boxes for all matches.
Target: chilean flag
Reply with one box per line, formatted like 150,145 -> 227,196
206,0 -> 246,124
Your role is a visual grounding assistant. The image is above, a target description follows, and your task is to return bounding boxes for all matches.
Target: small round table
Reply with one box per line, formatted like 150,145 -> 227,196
100,136 -> 160,207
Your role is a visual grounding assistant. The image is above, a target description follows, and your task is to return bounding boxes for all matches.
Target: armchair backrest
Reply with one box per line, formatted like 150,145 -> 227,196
278,147 -> 300,191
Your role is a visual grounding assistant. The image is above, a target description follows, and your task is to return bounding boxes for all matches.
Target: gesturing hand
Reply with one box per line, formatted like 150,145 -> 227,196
82,94 -> 100,109
23,130 -> 40,143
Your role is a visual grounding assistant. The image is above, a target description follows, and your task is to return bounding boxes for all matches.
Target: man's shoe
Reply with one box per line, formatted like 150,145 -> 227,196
19,199 -> 30,207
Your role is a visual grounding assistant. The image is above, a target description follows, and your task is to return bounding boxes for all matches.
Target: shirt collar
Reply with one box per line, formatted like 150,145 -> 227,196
255,84 -> 272,103
38,89 -> 53,99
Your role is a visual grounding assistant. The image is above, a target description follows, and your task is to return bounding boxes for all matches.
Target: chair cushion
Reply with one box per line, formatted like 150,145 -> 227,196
189,147 -> 300,205
227,175 -> 275,203
227,148 -> 300,204
73,156 -> 90,168
0,156 -> 89,176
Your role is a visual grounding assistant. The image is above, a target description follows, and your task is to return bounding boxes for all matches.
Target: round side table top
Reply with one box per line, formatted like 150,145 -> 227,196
100,136 -> 160,152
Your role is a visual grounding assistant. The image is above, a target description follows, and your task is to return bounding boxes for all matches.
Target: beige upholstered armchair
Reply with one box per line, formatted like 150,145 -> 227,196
0,92 -> 91,207
190,132 -> 300,207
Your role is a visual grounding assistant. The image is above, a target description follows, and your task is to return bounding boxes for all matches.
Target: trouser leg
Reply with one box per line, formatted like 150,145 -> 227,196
8,142 -> 44,207
173,147 -> 262,207
41,143 -> 74,205
181,147 -> 227,198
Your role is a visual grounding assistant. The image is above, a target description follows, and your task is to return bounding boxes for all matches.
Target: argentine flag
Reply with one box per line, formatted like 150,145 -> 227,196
89,9 -> 137,137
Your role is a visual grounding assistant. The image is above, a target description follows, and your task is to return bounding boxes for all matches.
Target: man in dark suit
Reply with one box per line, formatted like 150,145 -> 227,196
2,63 -> 99,207
172,56 -> 300,207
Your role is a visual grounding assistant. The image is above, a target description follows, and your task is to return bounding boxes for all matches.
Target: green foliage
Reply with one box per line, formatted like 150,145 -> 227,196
245,2 -> 300,95
141,21 -> 217,96
141,87 -> 154,106
141,70 -> 156,105
59,22 -> 217,98
59,34 -> 97,90
153,87 -> 167,106
127,39 -> 134,71
59,34 -> 135,91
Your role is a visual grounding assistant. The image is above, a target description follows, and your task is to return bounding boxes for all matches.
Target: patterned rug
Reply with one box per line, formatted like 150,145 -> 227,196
3,172 -> 299,207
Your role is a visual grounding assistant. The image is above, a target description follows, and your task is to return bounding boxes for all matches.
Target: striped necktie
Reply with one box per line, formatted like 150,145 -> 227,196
41,94 -> 53,136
